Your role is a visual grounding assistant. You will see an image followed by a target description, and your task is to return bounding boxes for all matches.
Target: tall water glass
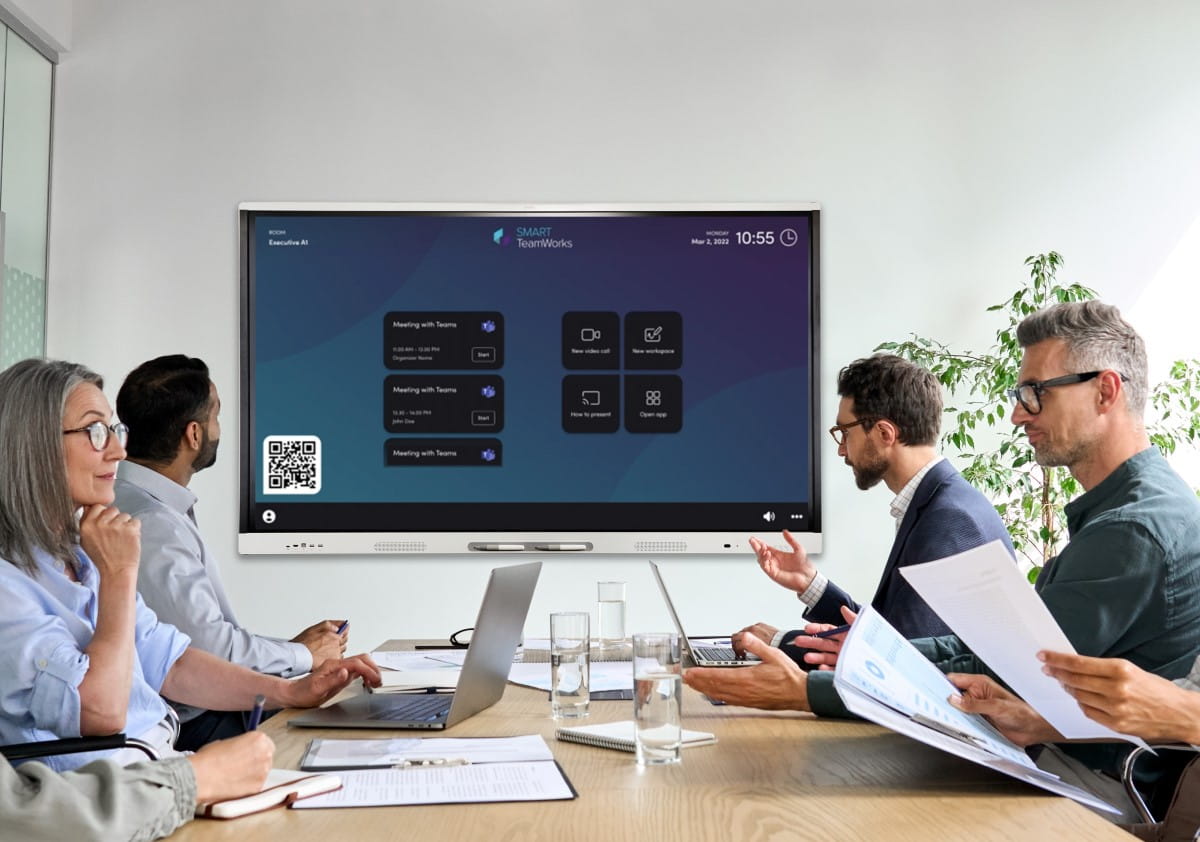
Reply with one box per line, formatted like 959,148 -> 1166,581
597,580 -> 627,649
550,612 -> 590,718
632,632 -> 682,765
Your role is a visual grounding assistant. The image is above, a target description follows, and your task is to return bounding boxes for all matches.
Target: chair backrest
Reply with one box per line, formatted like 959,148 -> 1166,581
1122,744 -> 1200,841
0,734 -> 157,762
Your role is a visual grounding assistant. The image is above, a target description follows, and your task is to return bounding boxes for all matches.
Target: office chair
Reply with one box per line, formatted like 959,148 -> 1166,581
0,733 -> 159,763
1121,743 -> 1200,842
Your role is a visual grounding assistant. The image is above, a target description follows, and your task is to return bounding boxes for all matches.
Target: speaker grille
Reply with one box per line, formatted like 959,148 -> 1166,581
372,541 -> 427,553
633,540 -> 688,553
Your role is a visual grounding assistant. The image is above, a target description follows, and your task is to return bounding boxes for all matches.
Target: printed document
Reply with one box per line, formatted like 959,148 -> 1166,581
899,540 -> 1146,745
291,761 -> 574,808
507,661 -> 634,692
301,734 -> 553,770
833,607 -> 1119,814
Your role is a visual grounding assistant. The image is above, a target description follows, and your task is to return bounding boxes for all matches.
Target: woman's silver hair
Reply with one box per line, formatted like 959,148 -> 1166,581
0,358 -> 104,574
1016,300 -> 1147,415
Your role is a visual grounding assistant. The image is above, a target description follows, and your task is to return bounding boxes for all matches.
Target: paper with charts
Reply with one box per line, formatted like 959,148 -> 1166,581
833,606 -> 1118,814
899,539 -> 1146,746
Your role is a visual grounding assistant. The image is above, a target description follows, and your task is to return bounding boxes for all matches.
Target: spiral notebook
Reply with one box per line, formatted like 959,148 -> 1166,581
554,720 -> 716,753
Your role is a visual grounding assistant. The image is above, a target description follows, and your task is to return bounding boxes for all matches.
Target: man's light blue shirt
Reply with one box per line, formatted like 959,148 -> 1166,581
0,546 -> 190,772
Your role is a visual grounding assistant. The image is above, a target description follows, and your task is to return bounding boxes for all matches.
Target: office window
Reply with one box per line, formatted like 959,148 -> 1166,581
0,25 -> 52,368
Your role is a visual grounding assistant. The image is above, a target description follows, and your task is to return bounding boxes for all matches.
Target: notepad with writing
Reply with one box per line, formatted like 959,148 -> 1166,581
554,720 -> 716,753
196,769 -> 342,819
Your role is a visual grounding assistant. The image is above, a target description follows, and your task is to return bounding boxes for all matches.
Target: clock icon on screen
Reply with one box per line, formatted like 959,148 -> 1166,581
779,228 -> 799,247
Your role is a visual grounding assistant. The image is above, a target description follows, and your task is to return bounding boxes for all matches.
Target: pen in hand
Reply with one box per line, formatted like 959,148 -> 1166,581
247,694 -> 266,731
809,623 -> 851,639
335,620 -> 349,635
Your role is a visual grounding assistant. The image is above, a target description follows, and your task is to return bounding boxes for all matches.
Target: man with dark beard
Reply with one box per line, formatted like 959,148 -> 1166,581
114,355 -> 347,749
729,354 -> 1013,663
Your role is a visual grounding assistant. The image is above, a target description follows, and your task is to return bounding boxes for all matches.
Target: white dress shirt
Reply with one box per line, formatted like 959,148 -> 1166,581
771,456 -> 945,647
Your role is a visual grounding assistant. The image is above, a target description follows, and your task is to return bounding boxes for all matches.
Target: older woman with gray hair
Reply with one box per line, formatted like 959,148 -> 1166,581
0,358 -> 380,774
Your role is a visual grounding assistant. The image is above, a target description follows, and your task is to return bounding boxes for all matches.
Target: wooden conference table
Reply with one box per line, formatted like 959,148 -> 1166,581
167,643 -> 1132,841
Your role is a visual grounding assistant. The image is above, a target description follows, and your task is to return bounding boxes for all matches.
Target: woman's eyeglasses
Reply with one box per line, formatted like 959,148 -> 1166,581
62,421 -> 130,451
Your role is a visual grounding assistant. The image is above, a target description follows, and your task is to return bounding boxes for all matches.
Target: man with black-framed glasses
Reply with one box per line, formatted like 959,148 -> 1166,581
689,302 -> 1200,823
725,354 -> 1013,661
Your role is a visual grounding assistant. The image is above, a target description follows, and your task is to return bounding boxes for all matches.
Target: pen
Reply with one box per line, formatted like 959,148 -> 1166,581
810,624 -> 851,639
393,757 -> 471,768
335,620 -> 349,635
247,694 -> 266,731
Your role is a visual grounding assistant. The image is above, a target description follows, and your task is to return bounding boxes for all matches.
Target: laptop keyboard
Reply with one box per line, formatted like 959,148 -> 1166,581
368,694 -> 453,722
694,646 -> 739,662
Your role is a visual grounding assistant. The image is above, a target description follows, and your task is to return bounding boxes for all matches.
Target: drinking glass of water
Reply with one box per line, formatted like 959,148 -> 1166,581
550,611 -> 590,718
632,632 -> 682,764
597,580 -> 627,651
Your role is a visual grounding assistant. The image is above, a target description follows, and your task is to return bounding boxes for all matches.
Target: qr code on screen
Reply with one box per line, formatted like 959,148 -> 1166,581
263,435 -> 321,494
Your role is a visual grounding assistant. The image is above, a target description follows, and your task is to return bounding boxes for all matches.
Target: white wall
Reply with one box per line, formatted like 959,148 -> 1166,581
45,1 -> 1200,651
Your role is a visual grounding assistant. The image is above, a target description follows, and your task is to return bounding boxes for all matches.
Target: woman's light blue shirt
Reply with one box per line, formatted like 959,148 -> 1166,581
0,546 -> 190,771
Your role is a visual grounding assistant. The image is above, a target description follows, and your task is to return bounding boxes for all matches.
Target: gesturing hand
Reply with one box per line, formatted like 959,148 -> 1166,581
79,505 -> 141,579
749,530 -> 818,594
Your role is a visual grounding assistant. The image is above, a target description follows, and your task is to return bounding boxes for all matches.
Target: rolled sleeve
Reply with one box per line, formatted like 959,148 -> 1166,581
28,640 -> 89,736
132,595 -> 190,692
0,578 -> 92,742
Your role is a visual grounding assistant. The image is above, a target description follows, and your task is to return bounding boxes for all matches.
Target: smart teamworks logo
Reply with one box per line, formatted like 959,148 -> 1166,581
491,225 -> 573,249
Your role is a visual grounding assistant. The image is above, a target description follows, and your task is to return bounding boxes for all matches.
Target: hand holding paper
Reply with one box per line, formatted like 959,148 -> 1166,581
899,540 -> 1147,746
947,673 -> 1064,746
1040,651 -> 1200,744
831,606 -> 1119,814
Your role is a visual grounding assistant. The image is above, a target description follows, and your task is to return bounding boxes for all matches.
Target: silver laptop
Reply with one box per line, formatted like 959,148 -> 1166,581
288,561 -> 541,730
649,560 -> 757,668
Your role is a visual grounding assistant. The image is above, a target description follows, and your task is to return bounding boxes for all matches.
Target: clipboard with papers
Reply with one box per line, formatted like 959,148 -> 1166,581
291,735 -> 577,808
832,607 -> 1121,814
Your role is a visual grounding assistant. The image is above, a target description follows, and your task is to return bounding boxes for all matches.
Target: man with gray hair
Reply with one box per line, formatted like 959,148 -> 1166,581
686,301 -> 1200,818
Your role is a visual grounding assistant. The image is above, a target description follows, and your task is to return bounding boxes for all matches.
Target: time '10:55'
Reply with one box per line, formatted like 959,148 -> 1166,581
735,231 -> 775,245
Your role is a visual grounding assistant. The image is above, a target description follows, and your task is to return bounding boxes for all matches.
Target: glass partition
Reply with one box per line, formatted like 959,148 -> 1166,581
0,25 -> 52,368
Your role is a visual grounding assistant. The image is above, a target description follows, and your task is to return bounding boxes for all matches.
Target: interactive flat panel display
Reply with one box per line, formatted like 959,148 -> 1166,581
239,203 -> 820,555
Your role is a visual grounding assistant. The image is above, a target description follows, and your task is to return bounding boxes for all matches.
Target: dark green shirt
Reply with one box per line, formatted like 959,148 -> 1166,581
810,448 -> 1200,775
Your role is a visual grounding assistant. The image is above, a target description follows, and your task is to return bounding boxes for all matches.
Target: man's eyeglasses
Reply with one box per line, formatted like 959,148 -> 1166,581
1006,371 -> 1129,416
828,417 -> 876,446
63,421 -> 130,452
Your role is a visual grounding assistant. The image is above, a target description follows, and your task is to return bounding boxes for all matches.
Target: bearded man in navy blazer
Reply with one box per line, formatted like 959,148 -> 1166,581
731,354 -> 1014,664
